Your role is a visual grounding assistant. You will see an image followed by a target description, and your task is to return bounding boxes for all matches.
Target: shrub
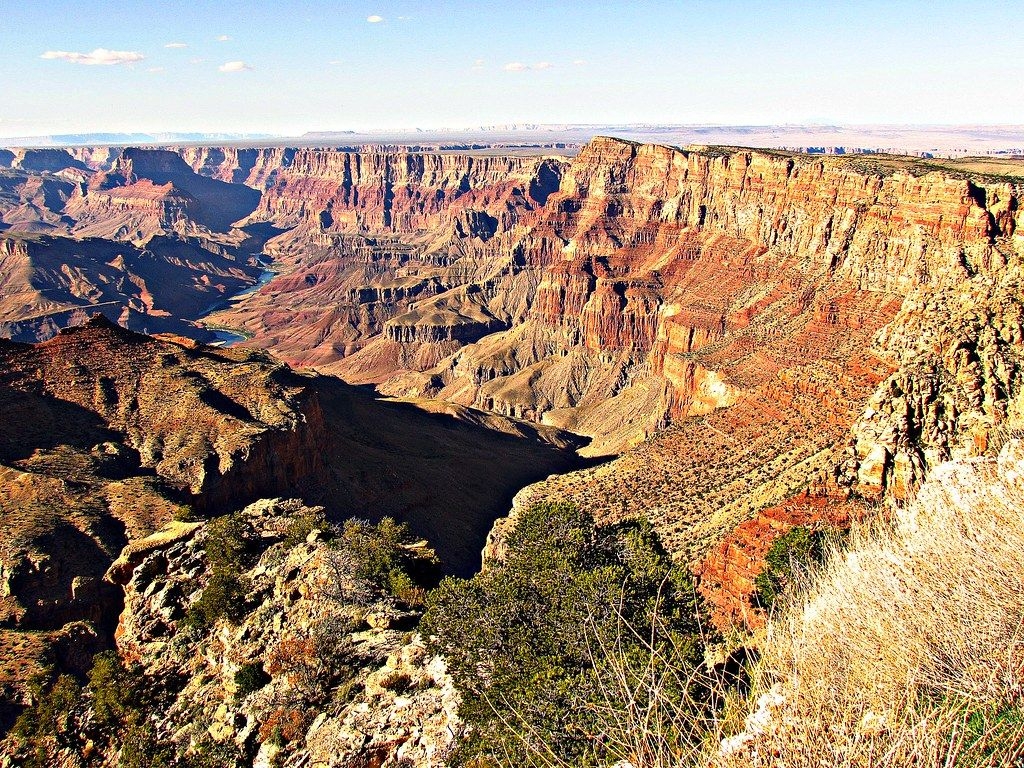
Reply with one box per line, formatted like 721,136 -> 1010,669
10,673 -> 83,767
283,506 -> 329,548
88,650 -> 138,726
184,570 -> 251,629
379,671 -> 414,694
117,715 -> 175,768
267,637 -> 323,691
258,707 -> 308,746
234,663 -> 271,700
336,517 -> 438,603
420,502 -> 712,766
173,504 -> 198,522
204,512 -> 259,572
723,448 -> 1024,767
754,525 -> 830,609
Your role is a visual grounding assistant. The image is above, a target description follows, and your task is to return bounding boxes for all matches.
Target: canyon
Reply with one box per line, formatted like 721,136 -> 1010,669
1,136 -> 1023,760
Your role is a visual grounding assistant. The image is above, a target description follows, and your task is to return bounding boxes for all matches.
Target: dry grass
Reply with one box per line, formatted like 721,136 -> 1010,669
726,444 -> 1024,767
511,441 -> 1024,767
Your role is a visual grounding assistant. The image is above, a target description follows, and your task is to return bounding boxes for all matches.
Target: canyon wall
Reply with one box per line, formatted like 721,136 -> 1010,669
3,138 -> 1023,594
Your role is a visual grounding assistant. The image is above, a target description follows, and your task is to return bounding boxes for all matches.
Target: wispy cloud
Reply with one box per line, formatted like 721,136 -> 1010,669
573,59 -> 587,66
504,61 -> 553,72
472,58 -> 485,70
328,60 -> 344,66
216,35 -> 231,42
218,60 -> 253,73
164,42 -> 188,49
147,66 -> 165,73
366,14 -> 384,23
41,48 -> 145,66
189,57 -> 205,65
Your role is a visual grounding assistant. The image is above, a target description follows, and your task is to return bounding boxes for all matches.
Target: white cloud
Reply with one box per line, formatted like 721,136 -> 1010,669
216,35 -> 231,41
40,48 -> 145,66
164,42 -> 188,49
366,14 -> 384,22
504,61 -> 553,72
189,57 -> 205,65
147,66 -> 165,73
218,60 -> 253,73
573,59 -> 587,66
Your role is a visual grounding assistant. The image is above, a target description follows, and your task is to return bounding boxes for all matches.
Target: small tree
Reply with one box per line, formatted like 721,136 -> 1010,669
421,502 -> 712,766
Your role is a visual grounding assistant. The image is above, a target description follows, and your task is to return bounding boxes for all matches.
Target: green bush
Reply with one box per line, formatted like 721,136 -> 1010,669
10,651 -> 173,767
182,512 -> 261,631
337,517 -> 438,603
234,663 -> 271,700
10,673 -> 83,767
283,506 -> 329,548
88,650 -> 139,726
117,715 -> 176,768
420,502 -> 710,766
204,512 -> 259,572
184,569 -> 251,629
173,504 -> 198,522
754,525 -> 830,609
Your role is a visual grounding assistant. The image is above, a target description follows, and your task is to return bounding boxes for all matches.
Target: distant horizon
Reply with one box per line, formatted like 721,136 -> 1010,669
4,122 -> 1024,158
8,120 -> 1024,138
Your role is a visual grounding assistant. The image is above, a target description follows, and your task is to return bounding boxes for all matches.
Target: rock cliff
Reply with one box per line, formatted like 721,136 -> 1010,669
466,139 -> 1023,590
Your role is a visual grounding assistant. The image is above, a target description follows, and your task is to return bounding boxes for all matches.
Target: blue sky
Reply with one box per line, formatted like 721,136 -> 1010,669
1,0 -> 1021,137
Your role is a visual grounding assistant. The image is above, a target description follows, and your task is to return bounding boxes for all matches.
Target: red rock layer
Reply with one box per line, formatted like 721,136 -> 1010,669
693,490 -> 869,633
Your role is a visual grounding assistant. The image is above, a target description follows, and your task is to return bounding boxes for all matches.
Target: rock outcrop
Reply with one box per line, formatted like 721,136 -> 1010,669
0,499 -> 460,767
115,500 -> 460,768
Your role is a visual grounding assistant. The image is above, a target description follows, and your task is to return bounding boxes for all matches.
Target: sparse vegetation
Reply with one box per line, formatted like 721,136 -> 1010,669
337,516 -> 439,606
421,501 -> 713,767
283,505 -> 329,547
183,511 -> 258,630
9,673 -> 83,768
8,651 -> 176,768
183,568 -> 251,629
753,525 -> 832,609
233,662 -> 271,700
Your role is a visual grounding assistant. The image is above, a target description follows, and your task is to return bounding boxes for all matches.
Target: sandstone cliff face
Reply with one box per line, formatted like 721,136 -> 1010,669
473,138 -> 1023,575
203,151 -> 562,370
65,148 -> 262,241
377,138 -> 1012,457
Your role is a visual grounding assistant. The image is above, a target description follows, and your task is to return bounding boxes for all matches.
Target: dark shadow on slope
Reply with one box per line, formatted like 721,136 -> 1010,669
120,148 -> 261,232
306,375 -> 603,576
0,383 -> 119,463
